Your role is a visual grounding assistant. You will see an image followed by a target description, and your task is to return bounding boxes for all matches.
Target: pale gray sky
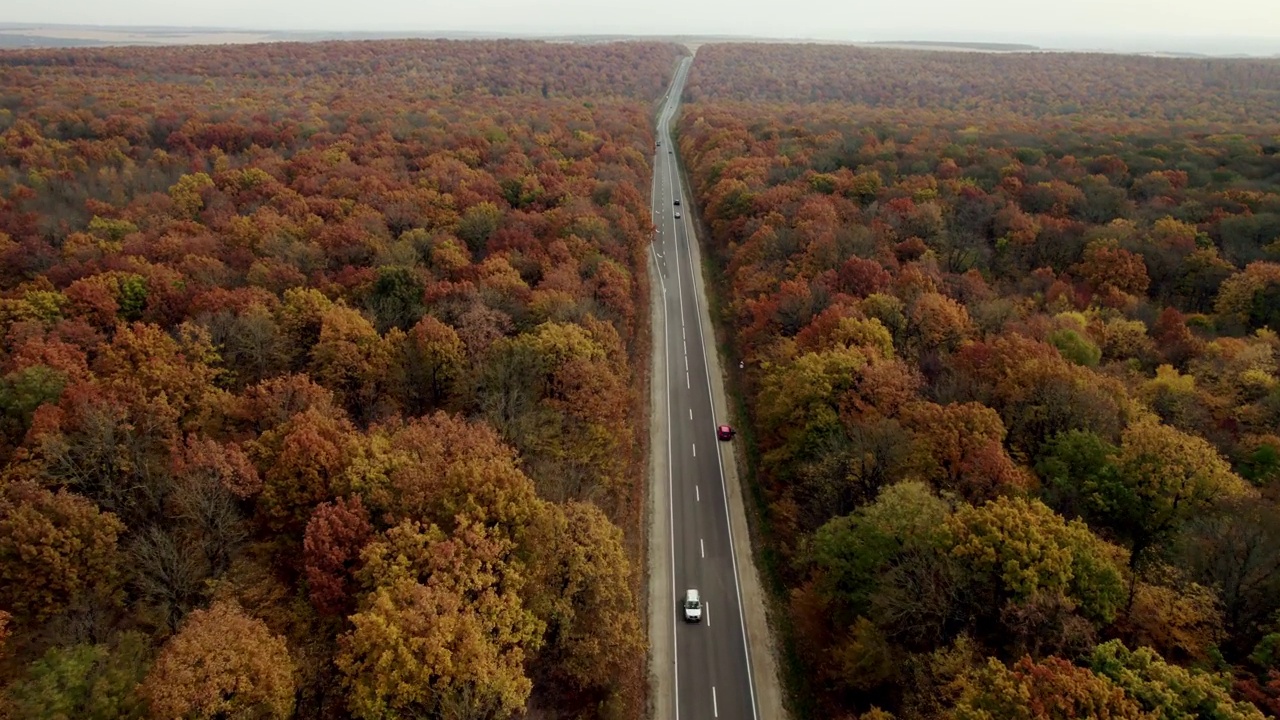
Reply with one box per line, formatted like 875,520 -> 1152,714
6,0 -> 1280,53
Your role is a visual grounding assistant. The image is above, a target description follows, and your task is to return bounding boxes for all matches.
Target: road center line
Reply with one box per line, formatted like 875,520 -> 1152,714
683,150 -> 762,720
650,246 -> 666,295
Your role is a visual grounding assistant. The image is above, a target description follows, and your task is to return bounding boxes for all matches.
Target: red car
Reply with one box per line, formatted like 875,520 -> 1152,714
717,424 -> 735,441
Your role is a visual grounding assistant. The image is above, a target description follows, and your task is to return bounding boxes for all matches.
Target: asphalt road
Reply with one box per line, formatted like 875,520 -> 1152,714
650,57 -> 759,720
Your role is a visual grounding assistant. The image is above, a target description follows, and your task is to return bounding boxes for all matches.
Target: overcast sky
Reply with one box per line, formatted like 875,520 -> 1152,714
7,0 -> 1280,53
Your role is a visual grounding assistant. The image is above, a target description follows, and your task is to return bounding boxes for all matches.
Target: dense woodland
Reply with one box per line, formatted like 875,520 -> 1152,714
6,33 -> 1280,720
680,44 -> 1280,719
0,39 -> 685,718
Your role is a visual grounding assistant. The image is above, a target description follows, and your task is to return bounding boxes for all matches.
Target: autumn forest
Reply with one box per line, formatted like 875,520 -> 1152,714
681,44 -> 1280,719
1,34 -> 1280,720
0,39 -> 679,719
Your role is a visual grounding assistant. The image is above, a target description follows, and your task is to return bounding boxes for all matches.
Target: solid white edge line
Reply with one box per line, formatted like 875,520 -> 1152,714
654,61 -> 681,720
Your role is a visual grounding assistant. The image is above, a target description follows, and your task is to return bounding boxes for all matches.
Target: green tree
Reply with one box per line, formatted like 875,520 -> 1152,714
365,265 -> 425,333
8,632 -> 151,720
1089,640 -> 1266,719
455,201 -> 502,255
1036,430 -> 1123,524
811,481 -> 953,622
809,482 -> 964,655
0,364 -> 67,438
1049,328 -> 1102,367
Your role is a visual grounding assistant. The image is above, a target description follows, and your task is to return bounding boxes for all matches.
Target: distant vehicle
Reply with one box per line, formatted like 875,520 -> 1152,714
675,211 -> 682,218
717,424 -> 735,441
683,589 -> 702,622
674,198 -> 681,206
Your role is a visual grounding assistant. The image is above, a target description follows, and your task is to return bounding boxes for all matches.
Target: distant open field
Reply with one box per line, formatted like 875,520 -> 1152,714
0,24 -> 513,47
0,22 -> 1273,58
0,25 -> 285,46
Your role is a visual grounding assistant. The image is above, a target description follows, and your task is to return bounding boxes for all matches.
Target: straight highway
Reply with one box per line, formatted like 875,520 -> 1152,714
648,56 -> 760,720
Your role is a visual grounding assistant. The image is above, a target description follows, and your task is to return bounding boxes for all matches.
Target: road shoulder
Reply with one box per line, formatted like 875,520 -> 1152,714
647,226 -> 674,720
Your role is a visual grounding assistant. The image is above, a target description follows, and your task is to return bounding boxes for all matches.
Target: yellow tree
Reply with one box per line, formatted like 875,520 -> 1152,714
0,480 -> 124,621
948,496 -> 1128,624
141,601 -> 295,720
533,501 -> 646,693
951,656 -> 1151,720
338,519 -> 543,720
477,321 -> 632,503
1114,417 -> 1256,566
907,291 -> 974,354
342,413 -> 540,540
309,304 -> 393,422
758,346 -> 869,440
387,316 -> 465,416
1216,261 -> 1280,331
252,406 -> 358,533
899,401 -> 1029,502
168,172 -> 214,219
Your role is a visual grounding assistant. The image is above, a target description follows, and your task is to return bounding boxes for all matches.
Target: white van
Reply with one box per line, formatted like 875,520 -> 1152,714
683,589 -> 702,623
